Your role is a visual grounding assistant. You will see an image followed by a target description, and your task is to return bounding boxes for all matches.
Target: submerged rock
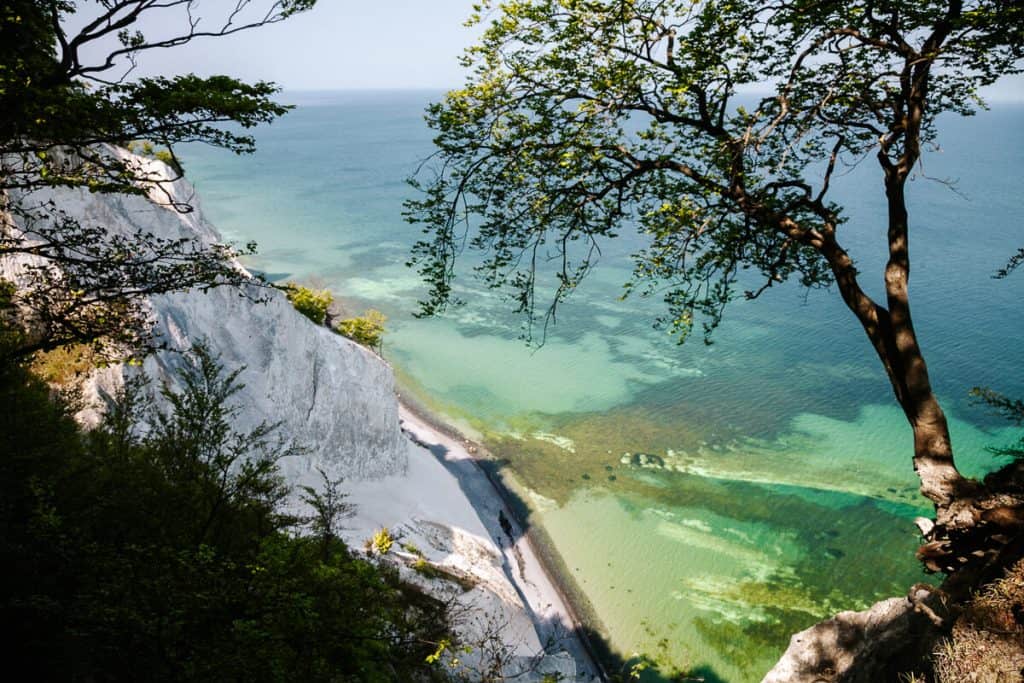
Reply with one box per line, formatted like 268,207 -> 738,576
623,451 -> 667,469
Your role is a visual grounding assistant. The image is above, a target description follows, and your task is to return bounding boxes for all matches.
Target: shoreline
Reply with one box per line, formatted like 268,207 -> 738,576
396,392 -> 610,682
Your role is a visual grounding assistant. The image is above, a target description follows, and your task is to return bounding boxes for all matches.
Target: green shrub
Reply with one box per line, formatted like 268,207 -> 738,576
284,283 -> 334,326
125,141 -> 183,174
336,309 -> 386,351
30,343 -> 96,385
0,347 -> 452,681
412,557 -> 441,579
371,527 -> 394,555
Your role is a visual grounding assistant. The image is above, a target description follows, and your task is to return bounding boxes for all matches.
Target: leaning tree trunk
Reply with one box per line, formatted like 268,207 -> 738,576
880,177 -> 968,512
821,166 -> 1024,590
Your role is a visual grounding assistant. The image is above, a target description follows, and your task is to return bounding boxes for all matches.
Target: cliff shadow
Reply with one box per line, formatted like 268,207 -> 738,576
405,426 -> 727,683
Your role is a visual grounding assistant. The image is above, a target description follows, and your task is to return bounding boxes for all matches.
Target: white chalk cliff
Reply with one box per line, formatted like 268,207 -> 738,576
3,152 -> 583,681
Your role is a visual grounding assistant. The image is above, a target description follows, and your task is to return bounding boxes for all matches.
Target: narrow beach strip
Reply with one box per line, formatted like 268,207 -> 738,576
398,400 -> 608,682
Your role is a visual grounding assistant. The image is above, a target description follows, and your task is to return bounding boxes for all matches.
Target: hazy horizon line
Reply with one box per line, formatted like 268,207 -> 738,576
276,86 -> 1024,104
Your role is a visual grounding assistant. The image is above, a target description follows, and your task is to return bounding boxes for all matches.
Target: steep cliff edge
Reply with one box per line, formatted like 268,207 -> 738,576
22,155 -> 411,480
762,588 -> 941,682
3,154 -> 582,680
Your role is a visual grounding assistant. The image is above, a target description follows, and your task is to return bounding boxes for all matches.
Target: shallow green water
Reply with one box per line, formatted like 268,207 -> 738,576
181,91 -> 1024,681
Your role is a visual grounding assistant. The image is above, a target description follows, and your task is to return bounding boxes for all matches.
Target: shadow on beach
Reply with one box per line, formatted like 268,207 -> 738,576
402,406 -> 728,683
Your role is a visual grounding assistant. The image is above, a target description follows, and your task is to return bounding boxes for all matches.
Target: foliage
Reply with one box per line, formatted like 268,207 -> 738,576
426,638 -> 452,665
372,527 -> 395,555
413,557 -> 443,579
285,283 -> 334,326
995,247 -> 1024,279
0,0 -> 318,361
300,467 -> 357,560
125,140 -> 182,173
1,196 -> 264,361
29,342 -> 95,385
0,346 -> 451,681
146,344 -> 302,546
406,0 -> 1023,342
0,0 -> 310,191
337,308 -> 387,351
405,0 -> 1024,590
971,387 -> 1024,426
153,149 -> 184,175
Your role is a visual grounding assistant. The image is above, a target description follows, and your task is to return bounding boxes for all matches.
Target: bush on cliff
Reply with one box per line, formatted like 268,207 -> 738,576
337,309 -> 387,352
284,283 -> 335,326
0,345 -> 451,682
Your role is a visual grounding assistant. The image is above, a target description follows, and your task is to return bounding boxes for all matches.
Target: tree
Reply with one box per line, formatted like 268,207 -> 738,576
406,0 -> 1024,590
146,343 -> 301,545
300,467 -> 357,560
0,344 -> 453,681
0,0 -> 317,361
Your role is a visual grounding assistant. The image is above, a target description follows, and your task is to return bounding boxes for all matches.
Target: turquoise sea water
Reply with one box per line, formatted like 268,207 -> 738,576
181,91 -> 1024,681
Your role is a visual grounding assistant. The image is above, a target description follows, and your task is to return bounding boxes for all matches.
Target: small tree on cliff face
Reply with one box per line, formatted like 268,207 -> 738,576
406,1 -> 1024,586
0,0 -> 317,361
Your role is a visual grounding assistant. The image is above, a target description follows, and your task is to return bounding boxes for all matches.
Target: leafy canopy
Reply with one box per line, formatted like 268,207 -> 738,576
1,1 -> 319,361
407,0 -> 1023,342
0,0 -> 310,195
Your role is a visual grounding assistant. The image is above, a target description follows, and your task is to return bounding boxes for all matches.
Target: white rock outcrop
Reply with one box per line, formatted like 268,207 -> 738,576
130,284 -> 411,481
5,151 -> 409,481
763,588 -> 940,683
3,152 -> 592,681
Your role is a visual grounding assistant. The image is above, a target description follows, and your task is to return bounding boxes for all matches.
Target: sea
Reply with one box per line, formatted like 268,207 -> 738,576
179,90 -> 1024,682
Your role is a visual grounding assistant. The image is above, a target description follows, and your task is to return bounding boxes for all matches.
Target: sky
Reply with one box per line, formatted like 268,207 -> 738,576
70,0 -> 1024,99
90,1 -> 482,91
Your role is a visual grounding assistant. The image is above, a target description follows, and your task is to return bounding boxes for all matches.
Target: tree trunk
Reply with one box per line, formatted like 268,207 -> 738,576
880,175 -> 972,516
820,168 -> 1024,583
819,225 -> 967,516
910,407 -> 961,509
818,169 -> 994,579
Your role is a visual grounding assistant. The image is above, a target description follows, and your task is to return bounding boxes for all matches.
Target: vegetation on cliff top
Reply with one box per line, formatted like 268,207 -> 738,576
0,341 -> 452,681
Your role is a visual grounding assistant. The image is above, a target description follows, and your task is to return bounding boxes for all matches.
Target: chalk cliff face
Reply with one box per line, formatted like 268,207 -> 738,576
129,282 -> 412,482
3,153 -> 586,681
6,152 -> 410,481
